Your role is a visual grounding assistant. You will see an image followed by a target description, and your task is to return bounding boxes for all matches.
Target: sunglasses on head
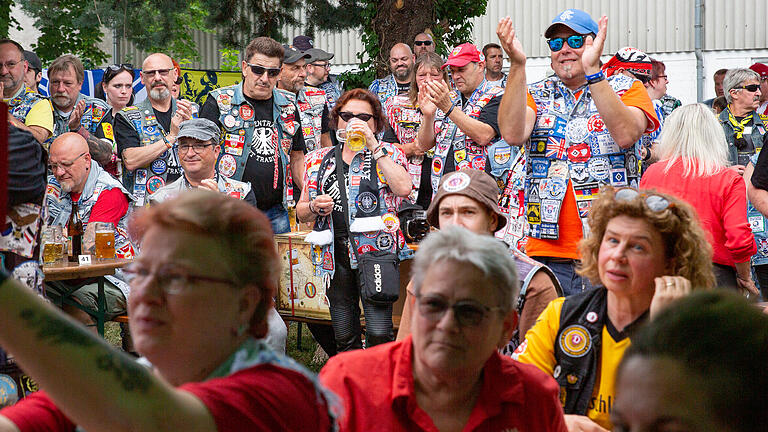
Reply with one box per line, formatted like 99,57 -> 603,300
413,292 -> 503,327
547,35 -> 586,52
414,40 -> 433,46
614,187 -> 673,212
734,84 -> 761,92
104,63 -> 134,80
339,111 -> 374,122
246,63 -> 281,78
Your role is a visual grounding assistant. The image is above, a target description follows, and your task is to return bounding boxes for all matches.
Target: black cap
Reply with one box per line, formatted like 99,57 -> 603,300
292,35 -> 314,51
282,45 -> 311,64
24,50 -> 42,72
306,48 -> 334,63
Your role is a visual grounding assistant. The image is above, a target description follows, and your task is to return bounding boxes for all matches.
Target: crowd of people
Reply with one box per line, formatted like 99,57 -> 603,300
0,6 -> 767,432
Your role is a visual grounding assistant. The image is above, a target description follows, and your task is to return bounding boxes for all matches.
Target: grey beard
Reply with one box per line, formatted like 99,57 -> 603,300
563,64 -> 574,79
150,87 -> 170,101
60,182 -> 73,194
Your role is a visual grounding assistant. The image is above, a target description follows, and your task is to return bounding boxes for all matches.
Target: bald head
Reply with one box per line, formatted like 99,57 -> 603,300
142,53 -> 176,102
413,33 -> 435,56
389,43 -> 414,84
49,133 -> 92,194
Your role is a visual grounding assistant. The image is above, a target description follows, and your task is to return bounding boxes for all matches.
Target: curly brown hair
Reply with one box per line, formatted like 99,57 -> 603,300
329,88 -> 387,134
578,187 -> 715,290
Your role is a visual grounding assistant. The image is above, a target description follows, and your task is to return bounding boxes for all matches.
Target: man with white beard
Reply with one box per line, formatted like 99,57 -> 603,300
114,53 -> 198,206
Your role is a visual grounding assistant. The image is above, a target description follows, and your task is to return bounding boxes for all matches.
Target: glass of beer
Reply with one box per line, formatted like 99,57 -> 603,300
42,226 -> 64,264
346,123 -> 366,152
94,222 -> 116,260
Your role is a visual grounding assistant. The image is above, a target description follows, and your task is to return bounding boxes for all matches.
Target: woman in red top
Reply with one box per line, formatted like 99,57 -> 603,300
640,103 -> 758,293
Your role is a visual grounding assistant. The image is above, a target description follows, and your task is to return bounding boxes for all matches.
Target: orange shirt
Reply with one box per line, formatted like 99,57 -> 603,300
525,81 -> 659,259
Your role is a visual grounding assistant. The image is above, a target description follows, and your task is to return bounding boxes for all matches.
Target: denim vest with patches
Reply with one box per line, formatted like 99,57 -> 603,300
298,86 -> 327,152
7,86 -> 44,123
368,74 -> 399,109
210,83 -> 298,209
115,98 -> 192,206
431,80 -> 503,195
748,152 -> 768,266
51,93 -> 110,139
524,74 -> 639,240
719,107 -> 767,166
45,160 -> 136,260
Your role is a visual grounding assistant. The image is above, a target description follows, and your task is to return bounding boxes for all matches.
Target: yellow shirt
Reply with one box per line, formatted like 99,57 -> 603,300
24,98 -> 54,137
513,297 -> 631,430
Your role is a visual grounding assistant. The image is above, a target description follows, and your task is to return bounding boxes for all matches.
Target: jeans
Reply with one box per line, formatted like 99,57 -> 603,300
327,239 -> 394,352
265,204 -> 290,235
535,257 -> 595,296
754,264 -> 768,300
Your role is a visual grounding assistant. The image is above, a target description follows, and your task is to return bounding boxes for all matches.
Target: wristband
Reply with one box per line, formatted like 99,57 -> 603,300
164,134 -> 176,149
444,103 -> 456,118
585,71 -> 605,85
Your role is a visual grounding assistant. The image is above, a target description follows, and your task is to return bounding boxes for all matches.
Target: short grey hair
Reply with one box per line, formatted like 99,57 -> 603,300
411,226 -> 519,313
723,68 -> 759,103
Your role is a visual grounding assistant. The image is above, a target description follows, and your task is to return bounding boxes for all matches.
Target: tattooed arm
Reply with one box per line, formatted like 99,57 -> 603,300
0,275 -> 217,432
86,135 -> 114,167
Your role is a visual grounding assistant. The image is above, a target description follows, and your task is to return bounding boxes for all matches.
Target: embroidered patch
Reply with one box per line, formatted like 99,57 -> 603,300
304,282 -> 317,298
443,171 -> 471,192
559,325 -> 591,358
382,213 -> 400,233
526,203 -> 541,224
146,176 -> 165,194
150,159 -> 167,175
565,117 -> 589,143
218,154 -> 237,178
224,134 -> 246,156
0,374 -> 18,406
541,199 -> 559,223
570,163 -> 589,183
432,157 -> 443,175
134,169 -> 148,185
750,215 -> 765,232
375,233 -> 393,250
356,192 -> 378,213
587,157 -> 611,181
531,158 -> 549,178
587,114 -> 605,133
567,142 -> 591,163
494,147 -> 511,164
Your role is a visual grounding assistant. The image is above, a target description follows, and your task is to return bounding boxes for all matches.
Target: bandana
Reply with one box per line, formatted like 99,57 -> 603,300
601,47 -> 652,80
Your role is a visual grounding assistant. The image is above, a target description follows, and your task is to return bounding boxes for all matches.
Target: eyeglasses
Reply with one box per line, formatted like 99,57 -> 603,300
733,84 -> 761,92
413,292 -> 503,327
339,111 -> 374,122
414,40 -> 433,46
49,152 -> 87,172
547,35 -> 586,52
310,62 -> 330,70
0,59 -> 21,70
614,187 -> 673,212
123,262 -> 236,295
142,68 -> 174,77
246,63 -> 281,78
175,143 -> 214,153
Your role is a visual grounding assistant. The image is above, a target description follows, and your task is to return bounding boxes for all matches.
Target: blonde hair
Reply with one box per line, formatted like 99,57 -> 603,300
578,187 -> 715,291
656,103 -> 730,177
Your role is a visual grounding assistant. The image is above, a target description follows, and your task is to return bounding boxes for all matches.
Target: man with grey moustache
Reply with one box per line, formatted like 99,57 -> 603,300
718,68 -> 767,169
114,53 -> 198,206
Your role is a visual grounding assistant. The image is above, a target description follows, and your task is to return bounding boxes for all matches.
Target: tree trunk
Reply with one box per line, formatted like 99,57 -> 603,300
370,0 -> 435,78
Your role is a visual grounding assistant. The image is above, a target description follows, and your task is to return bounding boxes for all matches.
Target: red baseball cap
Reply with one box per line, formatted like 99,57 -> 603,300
442,43 -> 484,69
750,63 -> 768,79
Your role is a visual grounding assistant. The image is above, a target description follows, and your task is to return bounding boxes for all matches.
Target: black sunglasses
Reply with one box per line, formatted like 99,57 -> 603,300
246,63 -> 281,78
413,292 -> 503,327
104,63 -> 134,80
339,111 -> 374,122
414,40 -> 433,46
734,84 -> 761,92
547,35 -> 586,51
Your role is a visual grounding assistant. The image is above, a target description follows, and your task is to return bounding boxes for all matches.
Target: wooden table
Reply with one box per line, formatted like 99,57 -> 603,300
43,258 -> 131,335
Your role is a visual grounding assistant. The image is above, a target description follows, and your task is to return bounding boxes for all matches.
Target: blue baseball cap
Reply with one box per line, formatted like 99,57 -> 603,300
544,9 -> 599,38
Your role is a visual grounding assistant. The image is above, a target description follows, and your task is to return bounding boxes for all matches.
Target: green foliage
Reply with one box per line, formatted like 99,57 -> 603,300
219,48 -> 241,71
0,0 -> 21,37
201,0 -> 301,49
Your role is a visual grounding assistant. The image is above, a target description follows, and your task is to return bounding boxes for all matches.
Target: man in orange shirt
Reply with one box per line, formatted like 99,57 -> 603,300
496,9 -> 659,295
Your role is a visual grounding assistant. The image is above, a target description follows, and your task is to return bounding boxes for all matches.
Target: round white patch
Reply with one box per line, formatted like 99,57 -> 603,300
218,154 -> 237,178
443,172 -> 471,193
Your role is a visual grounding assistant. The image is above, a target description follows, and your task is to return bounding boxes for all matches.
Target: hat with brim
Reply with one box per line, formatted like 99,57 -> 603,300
283,45 -> 311,64
23,50 -> 42,72
544,9 -> 599,38
177,118 -> 220,144
292,35 -> 314,51
306,48 -> 334,63
442,43 -> 484,70
426,169 -> 507,233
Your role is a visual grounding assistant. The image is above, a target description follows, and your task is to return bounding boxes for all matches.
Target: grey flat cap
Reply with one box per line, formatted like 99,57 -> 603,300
283,44 -> 312,64
177,118 -> 220,144
306,48 -> 334,63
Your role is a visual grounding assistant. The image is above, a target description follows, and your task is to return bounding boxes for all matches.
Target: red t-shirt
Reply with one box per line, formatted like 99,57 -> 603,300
1,365 -> 334,432
70,188 -> 128,226
319,336 -> 567,432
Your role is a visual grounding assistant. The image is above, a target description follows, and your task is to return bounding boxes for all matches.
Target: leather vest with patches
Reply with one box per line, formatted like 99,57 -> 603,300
318,78 -> 342,109
45,160 -> 136,259
52,93 -> 110,139
7,86 -> 44,123
210,83 -> 297,209
148,174 -> 253,205
298,86 -> 327,152
115,98 -> 189,206
719,107 -> 767,166
431,80 -> 503,195
525,74 -> 639,240
303,146 -> 409,282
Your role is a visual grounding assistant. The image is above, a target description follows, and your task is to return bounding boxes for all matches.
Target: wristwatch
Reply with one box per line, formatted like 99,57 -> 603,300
373,145 -> 390,160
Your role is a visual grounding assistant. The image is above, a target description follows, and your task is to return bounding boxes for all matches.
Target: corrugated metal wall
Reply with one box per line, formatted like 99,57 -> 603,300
115,0 -> 768,69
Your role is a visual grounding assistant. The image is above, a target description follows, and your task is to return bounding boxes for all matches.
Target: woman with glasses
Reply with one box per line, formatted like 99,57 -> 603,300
382,52 -> 454,210
0,190 -> 335,430
640,104 -> 758,294
94,64 -> 135,176
297,89 -> 412,353
320,226 -> 567,431
513,186 -> 714,432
